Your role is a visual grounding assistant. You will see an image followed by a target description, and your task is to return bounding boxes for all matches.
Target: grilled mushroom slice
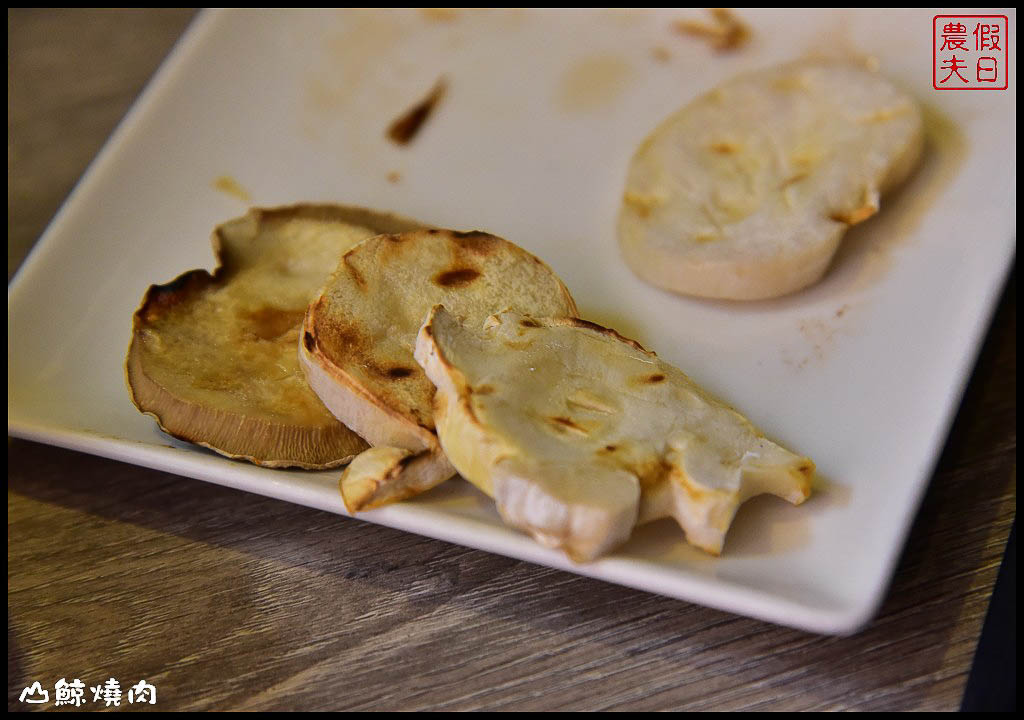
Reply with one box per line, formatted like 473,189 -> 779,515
416,307 -> 814,561
299,228 -> 578,509
618,59 -> 923,300
126,204 -> 423,468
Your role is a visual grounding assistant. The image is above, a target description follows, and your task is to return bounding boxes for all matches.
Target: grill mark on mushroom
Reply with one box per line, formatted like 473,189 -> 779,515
434,268 -> 482,288
566,389 -> 617,414
342,255 -> 367,290
449,230 -> 503,255
548,415 -> 589,436
243,307 -> 306,341
566,318 -> 652,354
710,140 -> 741,154
829,203 -> 877,225
780,171 -> 809,189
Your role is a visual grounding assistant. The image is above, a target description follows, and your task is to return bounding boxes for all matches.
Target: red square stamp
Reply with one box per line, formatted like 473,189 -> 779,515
934,15 -> 1009,90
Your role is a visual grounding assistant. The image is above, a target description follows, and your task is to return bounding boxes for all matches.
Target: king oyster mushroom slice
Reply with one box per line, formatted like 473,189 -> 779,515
338,446 -> 456,511
126,204 -> 424,468
618,59 -> 923,300
415,306 -> 814,561
299,228 -> 578,511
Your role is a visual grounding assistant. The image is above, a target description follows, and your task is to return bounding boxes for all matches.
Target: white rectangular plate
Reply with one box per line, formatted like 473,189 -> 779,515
8,9 -> 1016,634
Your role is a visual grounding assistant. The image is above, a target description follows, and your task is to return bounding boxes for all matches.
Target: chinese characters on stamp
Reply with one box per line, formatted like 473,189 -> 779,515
934,15 -> 1009,89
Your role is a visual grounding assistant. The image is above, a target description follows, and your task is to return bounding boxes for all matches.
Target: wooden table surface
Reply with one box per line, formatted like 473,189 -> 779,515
8,9 -> 1016,711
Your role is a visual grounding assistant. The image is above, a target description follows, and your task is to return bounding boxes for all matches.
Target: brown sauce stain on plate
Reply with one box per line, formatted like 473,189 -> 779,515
299,11 -> 410,146
387,76 -> 448,145
673,8 -> 751,52
420,8 -> 458,22
837,103 -> 969,293
557,54 -> 633,113
212,176 -> 253,204
651,46 -> 672,63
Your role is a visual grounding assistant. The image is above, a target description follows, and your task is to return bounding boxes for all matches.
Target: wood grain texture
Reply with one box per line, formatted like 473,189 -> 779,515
8,8 -> 1016,711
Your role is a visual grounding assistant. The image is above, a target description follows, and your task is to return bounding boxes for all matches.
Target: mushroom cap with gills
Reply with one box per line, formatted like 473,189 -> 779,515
126,204 -> 424,468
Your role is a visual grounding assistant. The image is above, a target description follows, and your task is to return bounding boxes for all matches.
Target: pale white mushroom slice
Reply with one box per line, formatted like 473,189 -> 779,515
416,306 -> 814,561
618,59 -> 924,300
299,229 -> 577,509
338,446 -> 453,512
126,204 -> 423,468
